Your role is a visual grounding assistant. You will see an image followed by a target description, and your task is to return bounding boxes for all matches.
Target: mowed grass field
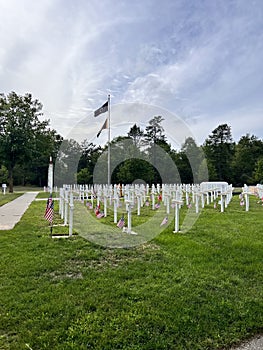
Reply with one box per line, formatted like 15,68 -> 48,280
0,193 -> 262,349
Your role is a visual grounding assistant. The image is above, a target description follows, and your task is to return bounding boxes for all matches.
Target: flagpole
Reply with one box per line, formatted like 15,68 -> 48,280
107,94 -> 111,186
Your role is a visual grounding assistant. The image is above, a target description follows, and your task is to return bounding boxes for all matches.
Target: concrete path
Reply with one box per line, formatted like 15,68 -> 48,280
229,335 -> 263,350
0,192 -> 38,230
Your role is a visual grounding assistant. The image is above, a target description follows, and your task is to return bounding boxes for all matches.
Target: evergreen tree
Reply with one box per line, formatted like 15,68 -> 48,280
203,124 -> 234,182
232,134 -> 263,185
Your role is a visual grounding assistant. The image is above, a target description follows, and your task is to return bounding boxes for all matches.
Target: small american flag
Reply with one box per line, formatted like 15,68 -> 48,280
44,195 -> 54,223
117,216 -> 125,228
86,202 -> 93,209
96,212 -> 104,219
160,216 -> 168,227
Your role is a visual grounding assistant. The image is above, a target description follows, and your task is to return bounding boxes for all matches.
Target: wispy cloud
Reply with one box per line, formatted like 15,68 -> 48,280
0,0 -> 262,144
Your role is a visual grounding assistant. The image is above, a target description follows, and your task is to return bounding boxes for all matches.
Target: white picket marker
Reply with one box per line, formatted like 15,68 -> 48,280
206,192 -> 210,205
195,192 -> 199,214
220,193 -> 225,213
166,193 -> 170,214
172,198 -> 184,233
64,190 -> 68,225
125,200 -> 132,234
69,191 -> 74,237
59,188 -> 64,218
104,196 -> 107,217
201,192 -> 205,208
137,195 -> 141,216
245,192 -> 249,212
113,196 -> 118,223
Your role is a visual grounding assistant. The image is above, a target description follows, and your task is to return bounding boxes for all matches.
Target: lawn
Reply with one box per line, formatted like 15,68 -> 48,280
0,194 -> 262,349
0,193 -> 22,207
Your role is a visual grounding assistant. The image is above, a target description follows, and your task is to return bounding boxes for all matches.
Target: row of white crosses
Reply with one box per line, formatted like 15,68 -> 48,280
199,182 -> 233,213
241,184 -> 263,211
59,181 -> 234,237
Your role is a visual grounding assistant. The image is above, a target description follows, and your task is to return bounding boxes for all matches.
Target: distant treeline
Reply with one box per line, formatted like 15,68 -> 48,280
1,92 -> 263,192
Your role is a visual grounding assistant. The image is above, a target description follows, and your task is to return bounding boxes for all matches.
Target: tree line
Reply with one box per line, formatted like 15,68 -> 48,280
1,92 -> 263,192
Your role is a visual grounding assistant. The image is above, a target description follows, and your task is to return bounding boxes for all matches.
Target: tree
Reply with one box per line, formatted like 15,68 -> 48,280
203,124 -> 234,182
0,165 -> 8,184
232,134 -> 263,186
116,159 -> 154,184
144,116 -> 169,183
54,139 -> 82,186
180,137 -> 205,183
77,168 -> 92,184
0,92 -> 61,192
253,158 -> 263,184
78,141 -> 102,184
144,116 -> 166,145
127,124 -> 144,147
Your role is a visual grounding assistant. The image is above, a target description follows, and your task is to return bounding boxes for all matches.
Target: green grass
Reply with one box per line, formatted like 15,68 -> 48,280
0,193 -> 22,206
0,195 -> 262,349
13,186 -> 43,192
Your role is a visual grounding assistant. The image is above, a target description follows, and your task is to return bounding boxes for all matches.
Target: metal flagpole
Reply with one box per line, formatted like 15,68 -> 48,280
107,94 -> 111,186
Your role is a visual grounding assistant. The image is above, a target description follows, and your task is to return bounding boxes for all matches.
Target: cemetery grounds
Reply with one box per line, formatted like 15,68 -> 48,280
0,189 -> 262,349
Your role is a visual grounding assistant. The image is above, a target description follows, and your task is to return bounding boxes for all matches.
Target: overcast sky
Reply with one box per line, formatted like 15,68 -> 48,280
1,0 -> 263,147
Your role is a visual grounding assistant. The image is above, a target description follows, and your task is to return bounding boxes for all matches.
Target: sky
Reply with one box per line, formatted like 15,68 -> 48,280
1,0 -> 263,148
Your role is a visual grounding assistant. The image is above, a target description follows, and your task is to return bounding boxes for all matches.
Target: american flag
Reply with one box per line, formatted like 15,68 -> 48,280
44,195 -> 54,223
160,216 -> 168,227
86,202 -> 93,209
96,212 -> 105,219
117,216 -> 125,228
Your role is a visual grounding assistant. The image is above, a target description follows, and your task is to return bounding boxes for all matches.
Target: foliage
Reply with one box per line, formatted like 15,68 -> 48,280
232,134 -> 263,186
0,92 -> 62,192
0,165 -> 8,184
144,115 -> 166,145
203,124 -> 235,182
54,139 -> 82,186
0,91 -> 262,187
127,124 -> 144,147
253,157 -> 263,184
77,168 -> 92,184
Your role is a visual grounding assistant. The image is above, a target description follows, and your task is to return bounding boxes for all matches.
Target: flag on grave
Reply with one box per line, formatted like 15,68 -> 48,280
94,100 -> 108,117
160,216 -> 168,227
97,118 -> 108,138
117,216 -> 125,228
44,195 -> 54,223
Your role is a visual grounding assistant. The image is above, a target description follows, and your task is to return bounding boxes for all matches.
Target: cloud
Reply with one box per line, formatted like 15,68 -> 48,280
0,0 -> 263,143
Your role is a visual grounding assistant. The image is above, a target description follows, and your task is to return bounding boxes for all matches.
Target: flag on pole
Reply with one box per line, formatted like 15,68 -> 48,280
44,195 -> 54,223
117,216 -> 125,228
97,118 -> 108,138
94,101 -> 108,117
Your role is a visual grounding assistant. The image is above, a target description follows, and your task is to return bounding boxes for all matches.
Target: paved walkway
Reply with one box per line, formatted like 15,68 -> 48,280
229,335 -> 263,350
0,192 -> 38,230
